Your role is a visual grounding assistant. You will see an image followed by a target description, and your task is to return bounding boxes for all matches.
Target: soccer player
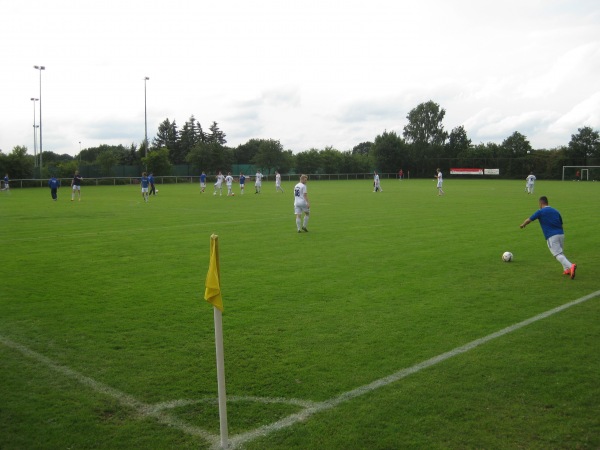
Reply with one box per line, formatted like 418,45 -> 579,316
373,171 -> 382,192
239,173 -> 246,195
1,173 -> 9,191
520,196 -> 577,279
140,172 -> 150,202
525,172 -> 536,194
148,172 -> 156,196
225,172 -> 234,196
435,168 -> 445,196
200,171 -> 207,193
294,174 -> 310,233
255,170 -> 263,194
275,171 -> 284,193
71,170 -> 83,201
49,176 -> 60,201
214,171 -> 224,196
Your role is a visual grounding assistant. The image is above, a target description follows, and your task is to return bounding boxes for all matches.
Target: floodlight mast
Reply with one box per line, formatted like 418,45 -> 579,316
144,77 -> 149,158
34,65 -> 45,174
30,98 -> 39,167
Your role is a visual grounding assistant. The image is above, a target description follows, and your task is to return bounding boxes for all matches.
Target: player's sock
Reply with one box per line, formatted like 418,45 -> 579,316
296,218 -> 301,230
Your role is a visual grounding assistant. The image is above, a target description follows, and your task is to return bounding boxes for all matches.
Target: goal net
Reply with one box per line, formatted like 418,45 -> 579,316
562,166 -> 600,181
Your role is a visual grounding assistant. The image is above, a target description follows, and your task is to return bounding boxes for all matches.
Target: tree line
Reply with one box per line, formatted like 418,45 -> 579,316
2,101 -> 599,180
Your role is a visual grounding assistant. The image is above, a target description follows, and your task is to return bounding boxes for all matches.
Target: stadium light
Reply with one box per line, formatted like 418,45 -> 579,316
144,76 -> 149,158
34,65 -> 45,173
30,98 -> 39,167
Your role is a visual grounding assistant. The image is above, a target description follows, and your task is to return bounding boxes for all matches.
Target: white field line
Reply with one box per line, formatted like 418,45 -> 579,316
226,289 -> 600,449
2,289 -> 599,450
0,335 -> 220,448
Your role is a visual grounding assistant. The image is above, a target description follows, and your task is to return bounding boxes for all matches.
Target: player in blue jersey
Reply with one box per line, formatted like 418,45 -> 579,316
239,173 -> 246,195
140,172 -> 150,203
520,196 -> 576,279
200,172 -> 207,193
49,176 -> 60,200
1,174 -> 9,191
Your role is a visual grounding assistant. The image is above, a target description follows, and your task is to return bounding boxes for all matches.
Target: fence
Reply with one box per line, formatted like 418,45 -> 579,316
2,173 -> 412,189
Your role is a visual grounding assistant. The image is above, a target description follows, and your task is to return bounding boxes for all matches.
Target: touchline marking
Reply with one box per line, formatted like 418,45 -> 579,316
2,289 -> 599,450
226,289 -> 600,449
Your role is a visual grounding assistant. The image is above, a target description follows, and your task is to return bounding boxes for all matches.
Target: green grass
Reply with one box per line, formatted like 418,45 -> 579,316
1,178 -> 599,449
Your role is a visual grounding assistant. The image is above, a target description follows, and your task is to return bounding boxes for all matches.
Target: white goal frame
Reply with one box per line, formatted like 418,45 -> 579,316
561,165 -> 600,181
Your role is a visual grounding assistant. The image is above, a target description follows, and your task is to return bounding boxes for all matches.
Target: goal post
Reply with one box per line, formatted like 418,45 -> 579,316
561,165 -> 600,181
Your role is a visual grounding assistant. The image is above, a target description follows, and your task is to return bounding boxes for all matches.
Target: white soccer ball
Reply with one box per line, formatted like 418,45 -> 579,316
502,251 -> 513,262
156,189 -> 159,193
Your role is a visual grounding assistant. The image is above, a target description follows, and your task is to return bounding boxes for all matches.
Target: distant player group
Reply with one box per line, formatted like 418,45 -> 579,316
7,166 -> 576,279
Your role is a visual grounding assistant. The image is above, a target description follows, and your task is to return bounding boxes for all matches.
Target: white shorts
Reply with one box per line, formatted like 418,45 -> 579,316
255,181 -> 262,187
141,187 -> 149,193
546,234 -> 565,257
72,185 -> 81,191
201,182 -> 206,188
294,204 -> 309,215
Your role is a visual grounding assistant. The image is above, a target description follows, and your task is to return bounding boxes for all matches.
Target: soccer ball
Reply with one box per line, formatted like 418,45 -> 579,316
502,251 -> 513,262
156,190 -> 159,193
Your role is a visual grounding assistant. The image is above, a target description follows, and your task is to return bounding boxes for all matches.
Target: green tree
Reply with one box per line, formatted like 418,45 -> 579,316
142,147 -> 172,175
567,126 -> 600,163
501,131 -> 532,157
371,131 -> 406,173
320,146 -> 343,173
187,141 -> 216,173
295,149 -> 321,174
174,116 -> 203,164
96,148 -> 121,176
152,118 -> 179,151
1,146 -> 34,179
446,125 -> 471,158
234,139 -> 262,164
352,141 -> 373,156
207,121 -> 227,145
403,100 -> 448,147
252,139 -> 285,174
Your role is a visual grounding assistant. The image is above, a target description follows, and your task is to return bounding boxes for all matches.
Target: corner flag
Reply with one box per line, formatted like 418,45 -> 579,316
204,234 -> 223,311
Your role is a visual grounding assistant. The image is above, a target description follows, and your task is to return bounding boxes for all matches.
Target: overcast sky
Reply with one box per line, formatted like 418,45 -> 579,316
2,0 -> 599,157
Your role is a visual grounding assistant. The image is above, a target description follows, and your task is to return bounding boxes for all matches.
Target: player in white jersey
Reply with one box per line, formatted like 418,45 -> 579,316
525,172 -> 536,194
255,171 -> 263,194
373,171 -> 382,192
275,171 -> 284,193
225,172 -> 234,196
294,174 -> 310,233
213,171 -> 224,196
435,168 -> 445,196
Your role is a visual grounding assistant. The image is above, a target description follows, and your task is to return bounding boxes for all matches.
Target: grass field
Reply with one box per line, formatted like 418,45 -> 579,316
1,178 -> 599,449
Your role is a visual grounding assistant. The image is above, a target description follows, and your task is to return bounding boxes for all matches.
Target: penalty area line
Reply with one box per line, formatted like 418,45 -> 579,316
227,289 -> 600,449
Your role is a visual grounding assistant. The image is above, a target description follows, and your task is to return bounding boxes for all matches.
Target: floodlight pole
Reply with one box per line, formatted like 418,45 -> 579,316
144,77 -> 149,158
34,65 -> 45,174
31,98 -> 39,167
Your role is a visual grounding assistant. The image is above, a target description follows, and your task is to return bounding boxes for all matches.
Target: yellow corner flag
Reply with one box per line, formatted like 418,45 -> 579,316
204,234 -> 224,311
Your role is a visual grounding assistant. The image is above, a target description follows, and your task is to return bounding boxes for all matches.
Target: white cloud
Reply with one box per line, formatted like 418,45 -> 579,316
2,0 -> 600,155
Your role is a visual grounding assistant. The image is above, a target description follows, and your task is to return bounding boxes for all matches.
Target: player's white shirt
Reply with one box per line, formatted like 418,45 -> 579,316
526,175 -> 536,185
276,174 -> 281,186
294,182 -> 308,206
215,174 -> 224,187
437,172 -> 443,187
225,175 -> 233,186
374,174 -> 380,187
255,172 -> 263,186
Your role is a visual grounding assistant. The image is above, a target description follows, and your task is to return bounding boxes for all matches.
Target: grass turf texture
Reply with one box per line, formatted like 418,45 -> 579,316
0,179 -> 599,449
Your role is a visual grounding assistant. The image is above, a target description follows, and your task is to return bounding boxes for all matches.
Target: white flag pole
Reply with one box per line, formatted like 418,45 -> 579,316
213,307 -> 228,449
